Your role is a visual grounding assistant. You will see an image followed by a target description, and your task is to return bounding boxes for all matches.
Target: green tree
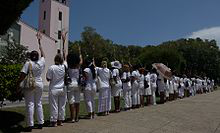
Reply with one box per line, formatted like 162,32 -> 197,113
0,0 -> 34,35
0,40 -> 28,65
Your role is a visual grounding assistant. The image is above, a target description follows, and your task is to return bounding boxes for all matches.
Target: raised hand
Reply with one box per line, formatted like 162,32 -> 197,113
61,31 -> 68,43
36,31 -> 45,57
36,32 -> 42,43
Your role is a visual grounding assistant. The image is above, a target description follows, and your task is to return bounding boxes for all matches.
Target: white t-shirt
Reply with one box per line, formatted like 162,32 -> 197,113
68,68 -> 79,83
150,73 -> 157,88
46,64 -> 65,90
131,70 -> 140,88
97,67 -> 111,88
21,57 -> 45,88
121,72 -> 131,90
84,68 -> 97,91
68,68 -> 80,88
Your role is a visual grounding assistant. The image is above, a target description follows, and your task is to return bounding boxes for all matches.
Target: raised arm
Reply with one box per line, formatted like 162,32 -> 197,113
78,45 -> 83,65
61,31 -> 68,61
36,32 -> 45,58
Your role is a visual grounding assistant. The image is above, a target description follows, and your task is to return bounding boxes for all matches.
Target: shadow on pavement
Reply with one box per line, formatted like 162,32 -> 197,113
0,110 -> 25,133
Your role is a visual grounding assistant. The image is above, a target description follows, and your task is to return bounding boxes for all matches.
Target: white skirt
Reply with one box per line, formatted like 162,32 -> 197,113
144,87 -> 152,96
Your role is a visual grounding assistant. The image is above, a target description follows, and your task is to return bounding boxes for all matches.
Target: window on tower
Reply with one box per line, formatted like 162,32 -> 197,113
62,0 -> 66,4
43,11 -> 46,20
58,30 -> 61,40
59,11 -> 62,21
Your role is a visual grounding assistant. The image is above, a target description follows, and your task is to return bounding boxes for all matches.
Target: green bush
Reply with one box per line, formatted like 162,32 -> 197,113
0,64 -> 23,103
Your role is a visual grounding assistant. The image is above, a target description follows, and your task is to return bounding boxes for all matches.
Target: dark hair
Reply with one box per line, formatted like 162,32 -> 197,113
151,68 -> 157,74
67,53 -> 80,68
54,54 -> 63,65
132,64 -> 139,70
30,51 -> 39,61
89,64 -> 96,79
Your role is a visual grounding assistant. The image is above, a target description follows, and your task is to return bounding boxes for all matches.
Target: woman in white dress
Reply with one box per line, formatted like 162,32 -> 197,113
111,61 -> 122,112
66,52 -> 83,122
144,71 -> 152,106
97,61 -> 111,115
46,54 -> 66,127
138,68 -> 145,107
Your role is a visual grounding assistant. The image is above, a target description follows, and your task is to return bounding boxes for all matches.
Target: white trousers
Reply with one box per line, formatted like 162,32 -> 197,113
49,89 -> 67,122
151,87 -> 157,105
123,89 -> 132,108
84,89 -> 96,113
132,87 -> 140,105
179,87 -> 184,97
107,88 -> 111,111
24,86 -> 44,127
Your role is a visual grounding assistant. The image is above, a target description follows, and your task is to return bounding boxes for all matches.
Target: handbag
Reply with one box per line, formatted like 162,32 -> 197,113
20,62 -> 36,90
64,65 -> 72,86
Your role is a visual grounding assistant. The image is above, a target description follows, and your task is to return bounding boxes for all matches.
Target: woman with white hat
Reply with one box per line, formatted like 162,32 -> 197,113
111,61 -> 122,112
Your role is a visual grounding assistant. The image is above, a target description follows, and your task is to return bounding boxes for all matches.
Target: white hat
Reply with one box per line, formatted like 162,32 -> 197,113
111,61 -> 122,69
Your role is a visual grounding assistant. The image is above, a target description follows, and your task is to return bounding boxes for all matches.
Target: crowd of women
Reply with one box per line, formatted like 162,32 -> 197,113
16,34 -> 216,132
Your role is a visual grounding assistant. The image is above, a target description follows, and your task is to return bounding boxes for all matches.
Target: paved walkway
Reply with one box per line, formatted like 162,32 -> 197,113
30,90 -> 220,133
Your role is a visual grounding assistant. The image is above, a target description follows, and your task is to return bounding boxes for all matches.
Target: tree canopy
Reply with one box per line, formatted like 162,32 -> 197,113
69,26 -> 220,82
0,0 -> 33,35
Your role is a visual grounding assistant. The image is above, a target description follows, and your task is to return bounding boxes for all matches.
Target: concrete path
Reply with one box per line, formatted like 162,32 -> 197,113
30,90 -> 220,133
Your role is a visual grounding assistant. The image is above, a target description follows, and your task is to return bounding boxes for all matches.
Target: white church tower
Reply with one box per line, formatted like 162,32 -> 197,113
38,0 -> 69,54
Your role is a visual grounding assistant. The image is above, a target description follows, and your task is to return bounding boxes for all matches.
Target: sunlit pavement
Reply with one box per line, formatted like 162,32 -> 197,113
26,90 -> 220,133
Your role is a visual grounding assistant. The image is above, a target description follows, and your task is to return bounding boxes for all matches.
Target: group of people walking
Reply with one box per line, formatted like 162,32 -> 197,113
16,34 -> 216,132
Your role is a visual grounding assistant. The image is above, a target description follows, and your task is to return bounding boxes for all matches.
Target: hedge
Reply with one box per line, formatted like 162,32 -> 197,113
0,64 -> 23,103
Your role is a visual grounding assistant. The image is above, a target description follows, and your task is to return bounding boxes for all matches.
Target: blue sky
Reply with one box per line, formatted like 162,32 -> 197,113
21,0 -> 220,46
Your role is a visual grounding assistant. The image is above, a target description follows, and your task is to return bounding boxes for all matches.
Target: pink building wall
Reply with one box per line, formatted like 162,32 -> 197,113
18,21 -> 57,85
